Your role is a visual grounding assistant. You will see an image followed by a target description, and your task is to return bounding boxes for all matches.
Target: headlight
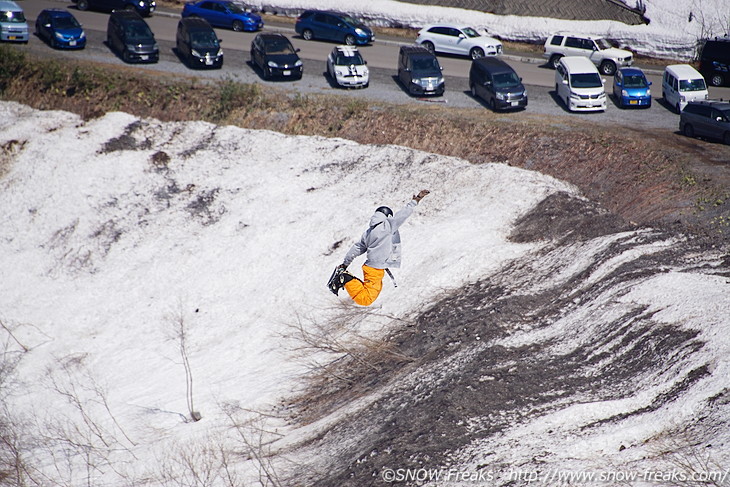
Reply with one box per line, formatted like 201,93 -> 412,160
496,92 -> 506,100
522,89 -> 527,97
153,43 -> 159,50
138,0 -> 144,6
355,28 -> 365,36
55,32 -> 64,39
570,92 -> 581,99
80,32 -> 86,39
646,89 -> 650,96
267,61 -> 279,68
294,60 -> 303,67
217,48 -> 223,56
191,49 -> 201,58
622,89 -> 628,97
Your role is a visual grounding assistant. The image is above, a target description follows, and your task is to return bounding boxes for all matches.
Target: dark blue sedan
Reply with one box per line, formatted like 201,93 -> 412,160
612,67 -> 652,108
181,0 -> 262,32
35,9 -> 85,49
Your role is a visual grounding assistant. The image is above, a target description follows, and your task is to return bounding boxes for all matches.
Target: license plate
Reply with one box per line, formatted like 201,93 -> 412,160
510,101 -> 519,106
283,70 -> 291,76
140,55 -> 149,60
9,36 -> 16,40
205,59 -> 213,65
629,100 -> 638,104
69,40 -> 76,46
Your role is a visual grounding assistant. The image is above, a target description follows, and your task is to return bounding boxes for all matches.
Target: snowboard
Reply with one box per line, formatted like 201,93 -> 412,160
327,266 -> 345,295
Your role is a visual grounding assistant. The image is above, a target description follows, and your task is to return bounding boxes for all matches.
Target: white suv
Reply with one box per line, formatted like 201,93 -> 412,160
544,33 -> 632,75
416,25 -> 502,59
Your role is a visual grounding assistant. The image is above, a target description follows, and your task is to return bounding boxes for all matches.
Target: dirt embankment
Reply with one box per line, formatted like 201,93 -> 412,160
1,46 -> 729,247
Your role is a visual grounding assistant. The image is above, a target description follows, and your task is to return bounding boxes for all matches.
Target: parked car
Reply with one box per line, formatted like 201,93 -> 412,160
295,10 -> 373,46
469,57 -> 527,111
0,0 -> 28,43
106,10 -> 158,63
181,0 -> 262,32
698,37 -> 730,87
544,32 -> 632,75
662,64 -> 708,113
416,24 -> 502,59
397,45 -> 444,96
555,56 -> 606,112
75,0 -> 155,17
176,17 -> 222,69
35,9 -> 85,49
250,33 -> 302,80
679,100 -> 730,145
326,45 -> 369,88
612,67 -> 651,108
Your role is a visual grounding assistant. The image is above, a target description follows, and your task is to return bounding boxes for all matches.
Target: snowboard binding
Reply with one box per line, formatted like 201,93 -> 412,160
327,266 -> 356,295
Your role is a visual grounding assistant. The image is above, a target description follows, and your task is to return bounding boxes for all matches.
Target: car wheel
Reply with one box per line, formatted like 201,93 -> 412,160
470,83 -> 477,98
565,94 -> 571,110
77,0 -> 89,10
470,47 -> 485,59
422,41 -> 435,53
549,54 -> 562,69
344,34 -> 356,46
599,60 -> 617,76
710,74 -> 724,87
263,66 -> 271,80
122,48 -> 131,63
232,20 -> 244,32
489,97 -> 497,111
302,29 -> 313,41
683,124 -> 695,138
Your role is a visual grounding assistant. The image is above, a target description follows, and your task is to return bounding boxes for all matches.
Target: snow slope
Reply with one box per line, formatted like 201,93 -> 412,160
250,0 -> 729,60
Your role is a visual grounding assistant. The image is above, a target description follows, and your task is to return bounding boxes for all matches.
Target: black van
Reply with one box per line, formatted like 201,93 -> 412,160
397,45 -> 444,96
75,0 -> 155,17
176,17 -> 222,69
699,37 -> 730,87
107,10 -> 158,63
469,57 -> 527,111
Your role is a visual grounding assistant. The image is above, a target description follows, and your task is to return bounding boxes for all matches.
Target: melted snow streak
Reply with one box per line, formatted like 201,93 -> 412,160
292,194 -> 730,487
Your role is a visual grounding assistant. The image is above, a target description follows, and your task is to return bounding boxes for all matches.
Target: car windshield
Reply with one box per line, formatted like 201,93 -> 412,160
412,56 -> 440,71
571,73 -> 602,88
126,22 -> 152,40
224,2 -> 245,14
623,74 -> 647,88
680,78 -> 707,91
264,38 -> 294,54
462,27 -> 480,38
53,16 -> 80,29
339,15 -> 359,26
595,38 -> 614,50
335,52 -> 364,65
0,10 -> 25,23
191,30 -> 219,48
493,71 -> 521,88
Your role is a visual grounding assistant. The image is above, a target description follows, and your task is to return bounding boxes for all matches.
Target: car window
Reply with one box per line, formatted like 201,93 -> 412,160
226,3 -> 245,14
711,108 -> 728,121
411,56 -> 439,71
462,27 -> 480,38
339,15 -> 358,26
200,2 -> 215,10
679,78 -> 707,91
0,10 -> 25,22
492,72 -> 521,88
565,37 -> 584,49
191,30 -> 218,48
264,37 -> 295,54
570,73 -> 602,88
126,21 -> 152,40
595,38 -> 614,50
429,26 -> 449,36
54,16 -> 80,29
550,35 -> 563,46
335,52 -> 364,65
313,13 -> 326,23
623,74 -> 647,88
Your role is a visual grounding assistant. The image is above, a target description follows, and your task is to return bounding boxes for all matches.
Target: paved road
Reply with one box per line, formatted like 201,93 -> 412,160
13,0 -> 730,132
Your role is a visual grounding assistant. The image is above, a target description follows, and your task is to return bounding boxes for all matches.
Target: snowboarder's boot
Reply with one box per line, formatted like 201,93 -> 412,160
327,266 -> 357,295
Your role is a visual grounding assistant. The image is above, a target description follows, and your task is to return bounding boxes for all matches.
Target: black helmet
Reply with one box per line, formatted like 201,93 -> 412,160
376,206 -> 393,218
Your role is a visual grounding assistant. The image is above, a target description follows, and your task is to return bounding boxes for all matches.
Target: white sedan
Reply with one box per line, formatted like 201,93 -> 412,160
326,45 -> 369,88
416,25 -> 502,59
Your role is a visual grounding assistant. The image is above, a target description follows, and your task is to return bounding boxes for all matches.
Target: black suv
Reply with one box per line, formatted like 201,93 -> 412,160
106,10 -> 158,63
250,33 -> 302,80
75,0 -> 155,17
176,17 -> 222,69
679,100 -> 730,145
698,37 -> 730,87
469,57 -> 527,111
397,45 -> 444,96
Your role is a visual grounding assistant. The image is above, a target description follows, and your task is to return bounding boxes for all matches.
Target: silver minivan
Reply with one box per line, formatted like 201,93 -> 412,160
0,0 -> 28,42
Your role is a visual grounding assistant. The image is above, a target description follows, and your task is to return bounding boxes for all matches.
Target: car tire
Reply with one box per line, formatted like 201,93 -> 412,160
422,41 -> 435,53
302,29 -> 313,41
470,47 -> 485,59
683,124 -> 695,138
77,0 -> 89,10
565,94 -> 571,111
599,60 -> 617,76
489,97 -> 497,111
549,54 -> 562,69
710,74 -> 724,87
344,34 -> 356,46
263,66 -> 271,80
122,49 -> 131,63
232,20 -> 244,32
470,83 -> 477,99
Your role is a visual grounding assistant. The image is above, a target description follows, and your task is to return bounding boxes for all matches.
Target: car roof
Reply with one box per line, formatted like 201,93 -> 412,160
400,45 -> 434,56
618,67 -> 645,76
472,57 -> 513,73
560,56 -> 598,71
551,32 -> 603,40
41,8 -> 73,16
259,32 -> 289,41
689,100 -> 730,110
333,45 -> 360,55
181,16 -> 212,28
0,0 -> 22,10
665,64 -> 703,77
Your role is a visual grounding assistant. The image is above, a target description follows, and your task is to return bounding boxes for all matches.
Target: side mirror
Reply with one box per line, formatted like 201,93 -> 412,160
562,79 -> 568,85
615,80 -> 622,87
295,48 -> 300,52
459,33 -> 466,39
648,81 -> 653,86
218,38 -> 222,44
44,23 -> 52,28
484,81 -> 491,86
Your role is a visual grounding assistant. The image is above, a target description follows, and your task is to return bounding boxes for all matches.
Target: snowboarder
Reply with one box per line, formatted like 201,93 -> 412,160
328,189 -> 430,306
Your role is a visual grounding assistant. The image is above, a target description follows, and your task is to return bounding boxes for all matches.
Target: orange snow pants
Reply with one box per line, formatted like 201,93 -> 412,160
344,265 -> 385,306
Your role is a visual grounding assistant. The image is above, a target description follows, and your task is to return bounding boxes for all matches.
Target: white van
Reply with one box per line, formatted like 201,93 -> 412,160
662,64 -> 708,113
555,56 -> 606,112
0,0 -> 28,43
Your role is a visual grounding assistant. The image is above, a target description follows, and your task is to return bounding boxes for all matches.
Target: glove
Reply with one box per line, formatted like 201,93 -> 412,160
413,189 -> 430,203
338,263 -> 347,271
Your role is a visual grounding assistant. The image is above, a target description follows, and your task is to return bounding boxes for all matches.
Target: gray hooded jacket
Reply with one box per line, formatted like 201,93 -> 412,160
343,200 -> 418,270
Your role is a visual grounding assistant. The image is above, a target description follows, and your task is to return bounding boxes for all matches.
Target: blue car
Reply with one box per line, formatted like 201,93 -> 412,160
612,67 -> 652,108
295,10 -> 374,46
181,0 -> 262,32
35,9 -> 85,49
